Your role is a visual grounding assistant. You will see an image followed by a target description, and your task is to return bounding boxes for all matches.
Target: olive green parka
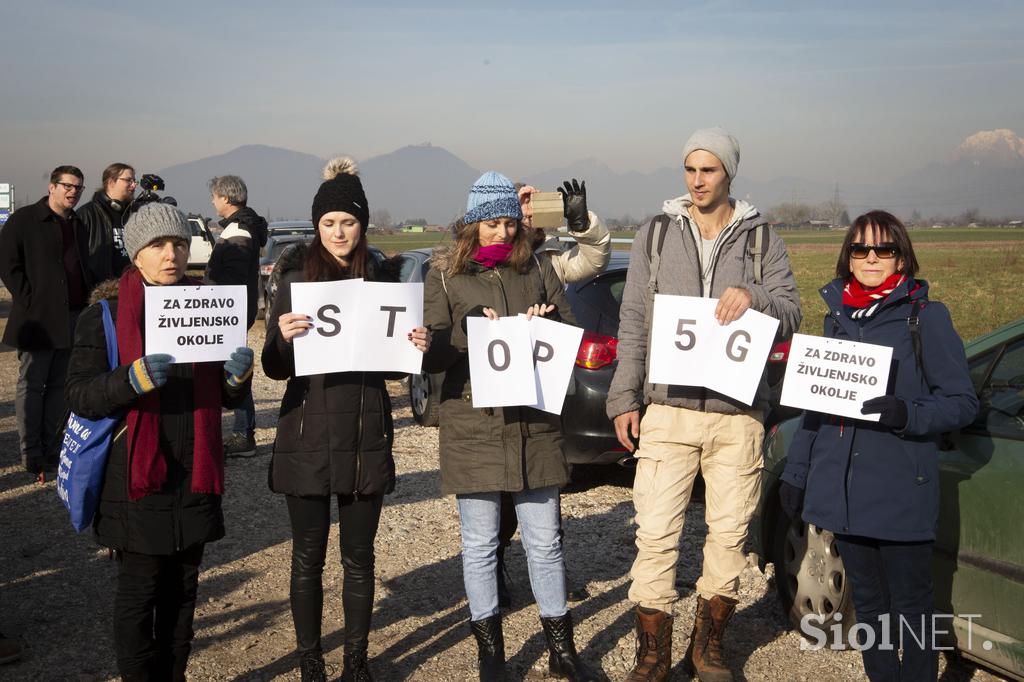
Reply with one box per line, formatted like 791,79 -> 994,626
423,249 -> 576,496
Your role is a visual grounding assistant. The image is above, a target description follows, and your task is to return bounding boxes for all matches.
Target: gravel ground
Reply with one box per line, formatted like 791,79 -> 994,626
0,288 -> 1006,681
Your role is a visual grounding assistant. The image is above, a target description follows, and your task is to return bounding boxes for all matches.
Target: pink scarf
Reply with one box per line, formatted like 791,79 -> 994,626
472,243 -> 514,268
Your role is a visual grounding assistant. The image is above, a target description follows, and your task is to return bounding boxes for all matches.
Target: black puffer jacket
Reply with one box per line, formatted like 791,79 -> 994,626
206,206 -> 269,329
64,279 -> 250,555
261,245 -> 402,497
76,191 -> 131,282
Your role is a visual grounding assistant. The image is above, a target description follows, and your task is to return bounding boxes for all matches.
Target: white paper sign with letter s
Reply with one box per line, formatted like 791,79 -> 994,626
290,279 -> 363,376
145,285 -> 247,363
780,333 -> 893,421
524,315 -> 584,415
467,316 -> 537,408
648,294 -> 780,406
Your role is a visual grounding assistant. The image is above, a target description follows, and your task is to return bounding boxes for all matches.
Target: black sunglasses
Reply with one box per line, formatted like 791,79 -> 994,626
849,242 -> 899,259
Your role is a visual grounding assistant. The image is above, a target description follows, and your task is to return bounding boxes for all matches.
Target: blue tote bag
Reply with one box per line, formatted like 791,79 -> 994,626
56,299 -> 123,532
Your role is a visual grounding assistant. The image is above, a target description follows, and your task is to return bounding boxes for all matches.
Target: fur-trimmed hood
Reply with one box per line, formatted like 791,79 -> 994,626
275,242 -> 404,283
89,278 -> 122,305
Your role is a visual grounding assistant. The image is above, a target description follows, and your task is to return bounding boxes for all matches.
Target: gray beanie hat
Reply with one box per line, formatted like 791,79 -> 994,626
682,127 -> 740,179
124,202 -> 192,260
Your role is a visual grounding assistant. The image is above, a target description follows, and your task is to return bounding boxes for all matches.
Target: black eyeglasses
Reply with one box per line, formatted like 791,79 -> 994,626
117,177 -> 138,186
849,242 -> 899,259
55,181 -> 84,193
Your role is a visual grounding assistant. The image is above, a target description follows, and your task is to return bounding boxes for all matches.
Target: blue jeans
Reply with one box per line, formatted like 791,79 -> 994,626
231,389 -> 255,437
457,486 -> 566,621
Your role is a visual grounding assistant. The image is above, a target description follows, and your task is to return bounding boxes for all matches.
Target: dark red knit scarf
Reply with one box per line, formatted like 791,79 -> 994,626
116,268 -> 224,501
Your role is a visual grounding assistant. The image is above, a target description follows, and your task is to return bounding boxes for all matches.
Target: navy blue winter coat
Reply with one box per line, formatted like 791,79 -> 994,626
781,278 -> 978,541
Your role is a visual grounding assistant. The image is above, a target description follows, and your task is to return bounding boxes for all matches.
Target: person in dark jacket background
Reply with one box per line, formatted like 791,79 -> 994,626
65,201 -> 253,681
77,162 -> 136,282
206,174 -> 268,457
780,211 -> 978,682
0,165 -> 95,476
262,157 -> 429,682
423,171 -> 596,682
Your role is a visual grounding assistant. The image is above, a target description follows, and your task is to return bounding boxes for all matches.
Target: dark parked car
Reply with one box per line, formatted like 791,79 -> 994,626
400,247 -> 793,465
752,317 -> 1024,681
258,232 -> 316,318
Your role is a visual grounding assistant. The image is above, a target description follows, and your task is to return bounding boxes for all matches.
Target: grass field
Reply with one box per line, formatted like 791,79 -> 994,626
366,228 -> 1024,342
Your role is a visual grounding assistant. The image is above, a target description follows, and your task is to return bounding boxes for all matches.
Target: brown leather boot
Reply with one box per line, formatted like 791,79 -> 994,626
683,595 -> 738,682
625,606 -> 672,682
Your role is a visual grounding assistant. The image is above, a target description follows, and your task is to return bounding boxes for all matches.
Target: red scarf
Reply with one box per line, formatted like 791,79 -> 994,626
842,273 -> 906,309
472,243 -> 514,268
116,269 -> 224,501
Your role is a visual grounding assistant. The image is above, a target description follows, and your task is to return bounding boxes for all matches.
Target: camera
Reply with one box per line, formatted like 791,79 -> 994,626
129,174 -> 177,212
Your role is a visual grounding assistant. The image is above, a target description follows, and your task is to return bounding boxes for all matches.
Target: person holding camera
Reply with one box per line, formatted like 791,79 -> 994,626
779,211 -> 978,682
64,202 -> 254,680
206,175 -> 269,457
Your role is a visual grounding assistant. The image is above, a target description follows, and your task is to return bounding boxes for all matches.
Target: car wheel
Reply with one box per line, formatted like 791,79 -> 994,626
770,502 -> 855,637
409,371 -> 439,426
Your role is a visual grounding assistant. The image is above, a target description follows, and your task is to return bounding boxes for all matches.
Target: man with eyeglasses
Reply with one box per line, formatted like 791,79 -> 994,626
77,162 -> 137,281
0,165 -> 96,477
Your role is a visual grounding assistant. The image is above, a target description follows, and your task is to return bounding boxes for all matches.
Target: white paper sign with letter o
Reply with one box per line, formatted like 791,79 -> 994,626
648,294 -> 780,406
145,285 -> 247,363
467,316 -> 537,408
780,333 -> 893,421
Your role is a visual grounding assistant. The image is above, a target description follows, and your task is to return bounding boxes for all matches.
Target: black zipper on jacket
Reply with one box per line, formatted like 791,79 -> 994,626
298,382 -> 308,440
354,372 -> 365,499
175,377 -> 187,552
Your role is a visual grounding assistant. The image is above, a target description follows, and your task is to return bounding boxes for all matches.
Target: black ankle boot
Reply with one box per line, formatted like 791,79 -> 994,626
298,648 -> 330,682
469,614 -> 506,681
341,648 -> 373,682
540,612 -> 598,681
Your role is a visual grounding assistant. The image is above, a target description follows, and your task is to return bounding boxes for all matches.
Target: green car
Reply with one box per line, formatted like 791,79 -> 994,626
752,317 -> 1024,680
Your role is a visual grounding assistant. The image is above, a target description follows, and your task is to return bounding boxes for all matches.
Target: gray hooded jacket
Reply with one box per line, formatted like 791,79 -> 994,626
605,195 -> 801,418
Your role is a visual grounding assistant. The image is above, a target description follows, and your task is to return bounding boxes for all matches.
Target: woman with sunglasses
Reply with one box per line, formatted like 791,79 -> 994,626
779,210 -> 977,681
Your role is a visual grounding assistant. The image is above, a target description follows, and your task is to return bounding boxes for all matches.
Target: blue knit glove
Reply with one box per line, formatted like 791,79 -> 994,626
128,354 -> 173,395
224,347 -> 254,387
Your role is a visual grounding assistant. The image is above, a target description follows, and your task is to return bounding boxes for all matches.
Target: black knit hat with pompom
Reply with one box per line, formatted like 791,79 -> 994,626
311,156 -> 369,232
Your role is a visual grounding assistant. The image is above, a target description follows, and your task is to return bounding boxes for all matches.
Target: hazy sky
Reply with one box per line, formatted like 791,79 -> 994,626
2,0 -> 1022,201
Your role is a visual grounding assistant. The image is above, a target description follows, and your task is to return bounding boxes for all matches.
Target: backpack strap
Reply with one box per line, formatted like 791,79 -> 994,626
98,299 -> 119,371
643,215 -> 671,331
747,223 -> 768,285
908,298 -> 929,387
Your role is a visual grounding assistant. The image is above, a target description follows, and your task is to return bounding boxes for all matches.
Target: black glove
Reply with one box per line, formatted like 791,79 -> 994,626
778,480 -> 805,521
558,178 -> 589,233
860,395 -> 908,430
460,305 -> 488,334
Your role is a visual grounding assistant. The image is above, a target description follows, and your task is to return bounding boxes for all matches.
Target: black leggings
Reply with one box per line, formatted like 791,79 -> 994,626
113,544 -> 205,682
286,493 -> 383,655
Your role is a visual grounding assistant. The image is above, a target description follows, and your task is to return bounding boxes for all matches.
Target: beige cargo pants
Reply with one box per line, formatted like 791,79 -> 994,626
628,403 -> 764,612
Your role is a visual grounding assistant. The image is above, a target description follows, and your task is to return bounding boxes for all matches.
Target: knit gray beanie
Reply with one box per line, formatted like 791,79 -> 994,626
124,202 -> 192,260
682,127 -> 740,179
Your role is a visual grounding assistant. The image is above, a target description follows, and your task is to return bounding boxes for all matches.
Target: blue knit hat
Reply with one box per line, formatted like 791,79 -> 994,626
463,171 -> 523,225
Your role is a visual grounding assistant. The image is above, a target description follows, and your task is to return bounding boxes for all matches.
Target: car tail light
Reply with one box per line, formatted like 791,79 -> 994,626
768,338 -> 791,363
260,264 -> 274,276
576,331 -> 618,370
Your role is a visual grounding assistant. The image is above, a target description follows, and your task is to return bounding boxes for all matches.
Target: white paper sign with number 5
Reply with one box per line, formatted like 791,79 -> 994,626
648,294 -> 779,405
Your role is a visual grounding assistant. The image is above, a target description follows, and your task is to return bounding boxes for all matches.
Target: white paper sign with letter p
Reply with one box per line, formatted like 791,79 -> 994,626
145,285 -> 247,363
525,315 -> 585,415
648,294 -> 780,406
467,316 -> 537,408
780,333 -> 893,421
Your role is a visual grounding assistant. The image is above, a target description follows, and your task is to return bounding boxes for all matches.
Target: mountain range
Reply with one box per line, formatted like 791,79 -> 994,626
154,130 -> 1024,223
